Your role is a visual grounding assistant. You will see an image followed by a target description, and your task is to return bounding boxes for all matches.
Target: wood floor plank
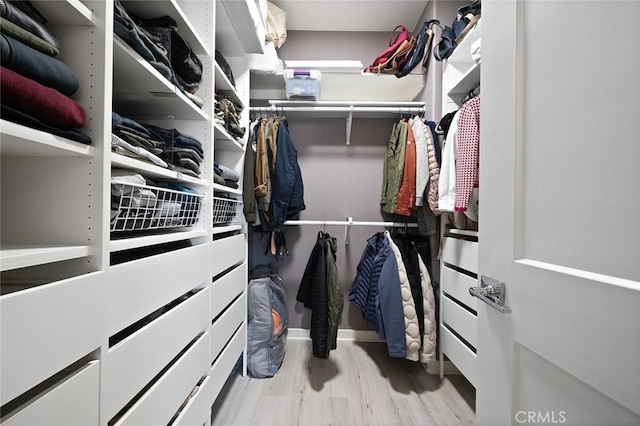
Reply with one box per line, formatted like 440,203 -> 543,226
211,340 -> 475,425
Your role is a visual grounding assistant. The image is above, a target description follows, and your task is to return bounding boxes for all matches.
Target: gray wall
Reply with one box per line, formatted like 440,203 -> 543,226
249,1 -> 468,331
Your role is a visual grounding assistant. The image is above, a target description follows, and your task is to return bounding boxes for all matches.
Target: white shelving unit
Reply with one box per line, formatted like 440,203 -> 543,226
438,18 -> 481,387
1,0 -> 257,424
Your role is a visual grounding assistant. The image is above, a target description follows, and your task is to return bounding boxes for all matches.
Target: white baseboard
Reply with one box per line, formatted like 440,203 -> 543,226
287,328 -> 382,342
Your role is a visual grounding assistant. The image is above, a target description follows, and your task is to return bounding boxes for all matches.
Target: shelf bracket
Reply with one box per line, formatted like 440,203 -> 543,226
344,216 -> 353,244
346,105 -> 354,145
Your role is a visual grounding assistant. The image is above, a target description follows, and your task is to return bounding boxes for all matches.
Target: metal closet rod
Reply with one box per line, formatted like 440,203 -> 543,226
249,106 -> 425,113
284,218 -> 418,245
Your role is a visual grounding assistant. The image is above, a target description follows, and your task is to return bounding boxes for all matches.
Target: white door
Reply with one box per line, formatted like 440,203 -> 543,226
477,1 -> 640,425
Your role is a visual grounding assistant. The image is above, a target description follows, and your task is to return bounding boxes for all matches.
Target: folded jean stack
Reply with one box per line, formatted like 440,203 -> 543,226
111,168 -> 202,232
0,0 -> 90,144
215,94 -> 246,142
114,0 -> 204,109
112,112 -> 204,178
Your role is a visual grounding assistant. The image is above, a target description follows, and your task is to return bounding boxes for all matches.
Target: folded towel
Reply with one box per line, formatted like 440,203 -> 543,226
1,66 -> 86,128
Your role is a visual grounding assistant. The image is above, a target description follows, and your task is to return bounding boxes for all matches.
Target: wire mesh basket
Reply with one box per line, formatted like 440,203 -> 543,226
111,181 -> 203,232
212,196 -> 242,225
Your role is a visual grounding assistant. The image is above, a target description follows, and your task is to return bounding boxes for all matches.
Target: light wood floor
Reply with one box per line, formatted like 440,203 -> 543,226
211,340 -> 475,426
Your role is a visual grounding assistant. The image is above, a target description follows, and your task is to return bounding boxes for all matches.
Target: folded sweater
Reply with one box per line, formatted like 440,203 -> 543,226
0,66 -> 86,128
0,0 -> 59,48
0,34 -> 79,95
0,17 -> 58,56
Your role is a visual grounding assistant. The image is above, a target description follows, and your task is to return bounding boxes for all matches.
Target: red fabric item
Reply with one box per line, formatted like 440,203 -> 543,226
0,66 -> 86,128
455,96 -> 481,211
396,121 -> 417,216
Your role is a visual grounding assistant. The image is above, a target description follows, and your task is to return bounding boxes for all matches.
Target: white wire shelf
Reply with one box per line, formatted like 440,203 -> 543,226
110,181 -> 203,232
212,196 -> 243,226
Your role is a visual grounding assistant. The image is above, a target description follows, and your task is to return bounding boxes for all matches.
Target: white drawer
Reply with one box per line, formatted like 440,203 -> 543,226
108,243 -> 209,335
210,323 -> 246,405
105,287 -> 209,419
211,293 -> 246,363
211,262 -> 246,320
2,361 -> 99,426
441,265 -> 478,311
442,237 -> 478,274
442,295 -> 477,348
0,272 -> 104,405
212,234 -> 245,277
113,333 -> 209,426
172,375 -> 211,426
441,325 -> 477,387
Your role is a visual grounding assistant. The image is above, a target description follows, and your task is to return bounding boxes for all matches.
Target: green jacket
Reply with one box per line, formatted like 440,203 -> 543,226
380,121 -> 408,213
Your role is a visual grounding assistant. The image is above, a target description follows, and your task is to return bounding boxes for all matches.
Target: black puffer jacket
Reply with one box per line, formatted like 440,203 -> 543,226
392,234 -> 425,342
297,232 -> 329,359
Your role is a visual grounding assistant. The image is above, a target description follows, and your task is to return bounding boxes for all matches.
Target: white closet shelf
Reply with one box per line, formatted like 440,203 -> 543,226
250,73 -> 425,102
112,38 -> 208,121
31,0 -> 97,26
215,62 -> 244,109
212,225 -> 243,235
213,183 -> 242,196
447,61 -> 481,103
119,0 -> 210,55
446,18 -> 482,65
447,229 -> 479,238
0,244 -> 92,271
110,229 -> 207,253
216,0 -> 264,56
111,154 -> 208,186
1,120 -> 95,157
214,123 -> 245,151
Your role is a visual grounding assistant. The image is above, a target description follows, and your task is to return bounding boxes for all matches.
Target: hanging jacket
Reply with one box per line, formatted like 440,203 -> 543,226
349,232 -> 406,358
325,235 -> 343,351
380,121 -> 408,214
396,121 -> 417,216
385,232 -> 421,361
421,119 -> 441,215
439,110 -> 461,212
392,234 -> 425,343
242,121 -> 259,223
255,118 -> 269,198
411,118 -> 429,207
417,253 -> 437,362
455,96 -> 481,212
297,232 -> 329,358
271,119 -> 305,230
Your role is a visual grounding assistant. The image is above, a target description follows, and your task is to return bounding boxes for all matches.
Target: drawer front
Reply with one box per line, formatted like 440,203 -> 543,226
114,333 -> 209,426
212,234 -> 245,277
173,376 -> 211,426
210,323 -> 246,406
3,361 -> 99,426
211,262 -> 246,320
442,237 -> 478,274
211,293 -> 246,363
442,295 -> 477,348
441,325 -> 477,387
1,272 -> 104,405
441,265 -> 478,311
108,243 -> 210,335
105,287 -> 209,419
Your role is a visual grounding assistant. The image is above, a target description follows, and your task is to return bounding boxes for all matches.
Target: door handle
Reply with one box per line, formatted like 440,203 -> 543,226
469,276 -> 511,313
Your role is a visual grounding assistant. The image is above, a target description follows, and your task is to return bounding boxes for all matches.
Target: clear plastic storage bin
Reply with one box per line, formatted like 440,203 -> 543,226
283,69 -> 321,100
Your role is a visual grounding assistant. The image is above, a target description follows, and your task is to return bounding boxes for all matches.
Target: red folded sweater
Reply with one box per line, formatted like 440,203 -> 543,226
0,66 -> 86,128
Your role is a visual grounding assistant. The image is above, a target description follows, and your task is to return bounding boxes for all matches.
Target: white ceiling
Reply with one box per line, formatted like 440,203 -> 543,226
270,0 -> 429,32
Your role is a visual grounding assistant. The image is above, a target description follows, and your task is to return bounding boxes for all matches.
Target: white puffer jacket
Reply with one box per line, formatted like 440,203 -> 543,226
421,120 -> 441,216
417,254 -> 437,362
385,232 -> 421,361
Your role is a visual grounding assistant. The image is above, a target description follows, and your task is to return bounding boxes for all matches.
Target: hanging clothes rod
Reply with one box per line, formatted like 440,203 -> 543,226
250,102 -> 426,145
284,217 -> 418,245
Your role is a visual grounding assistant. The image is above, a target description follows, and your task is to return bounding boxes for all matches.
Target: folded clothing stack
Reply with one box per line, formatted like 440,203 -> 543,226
112,112 -> 204,178
215,94 -> 245,141
214,161 -> 240,189
114,0 -> 204,109
0,0 -> 90,144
